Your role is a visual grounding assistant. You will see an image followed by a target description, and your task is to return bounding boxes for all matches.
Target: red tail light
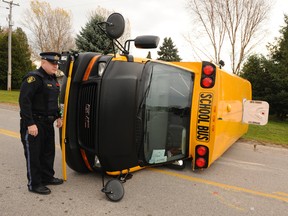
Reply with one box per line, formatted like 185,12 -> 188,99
196,146 -> 207,156
201,61 -> 216,88
203,65 -> 214,76
195,145 -> 209,169
196,158 -> 206,168
201,77 -> 213,88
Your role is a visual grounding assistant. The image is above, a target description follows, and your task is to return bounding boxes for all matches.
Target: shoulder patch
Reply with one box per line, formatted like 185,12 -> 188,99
27,76 -> 36,83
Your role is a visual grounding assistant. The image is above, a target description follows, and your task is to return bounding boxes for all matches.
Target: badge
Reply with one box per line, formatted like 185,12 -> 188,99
27,76 -> 36,83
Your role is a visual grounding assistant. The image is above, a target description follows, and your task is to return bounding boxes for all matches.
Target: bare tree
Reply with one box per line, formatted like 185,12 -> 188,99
186,0 -> 271,74
89,6 -> 113,23
22,0 -> 75,60
186,0 -> 226,64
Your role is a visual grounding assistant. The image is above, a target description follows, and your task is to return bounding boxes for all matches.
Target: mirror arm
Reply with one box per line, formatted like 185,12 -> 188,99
97,22 -> 107,34
113,39 -> 129,55
124,39 -> 135,55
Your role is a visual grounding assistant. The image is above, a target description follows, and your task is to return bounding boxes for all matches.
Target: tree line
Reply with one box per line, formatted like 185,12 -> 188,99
0,1 -> 180,90
240,15 -> 288,120
0,27 -> 35,90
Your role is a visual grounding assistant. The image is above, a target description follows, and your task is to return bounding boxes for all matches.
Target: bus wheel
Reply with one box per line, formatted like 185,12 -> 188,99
103,179 -> 124,202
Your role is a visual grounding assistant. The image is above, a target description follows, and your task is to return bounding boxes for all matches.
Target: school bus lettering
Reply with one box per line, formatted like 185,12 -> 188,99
197,126 -> 209,131
197,93 -> 213,142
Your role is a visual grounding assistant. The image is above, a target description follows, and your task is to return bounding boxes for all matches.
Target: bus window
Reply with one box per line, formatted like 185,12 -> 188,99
143,63 -> 194,164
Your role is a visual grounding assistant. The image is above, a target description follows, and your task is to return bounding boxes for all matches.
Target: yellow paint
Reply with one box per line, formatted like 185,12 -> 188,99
0,129 -> 20,139
106,166 -> 143,176
211,191 -> 245,211
0,129 -> 62,148
61,59 -> 74,181
150,168 -> 288,203
274,192 -> 288,197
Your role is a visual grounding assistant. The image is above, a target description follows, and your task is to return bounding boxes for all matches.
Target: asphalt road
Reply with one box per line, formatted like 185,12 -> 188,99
0,105 -> 288,216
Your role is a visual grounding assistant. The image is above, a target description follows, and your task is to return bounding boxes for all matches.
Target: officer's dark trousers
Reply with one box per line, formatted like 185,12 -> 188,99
20,118 -> 55,189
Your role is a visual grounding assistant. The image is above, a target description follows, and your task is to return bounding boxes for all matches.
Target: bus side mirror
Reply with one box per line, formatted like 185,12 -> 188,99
106,13 -> 125,40
134,35 -> 160,49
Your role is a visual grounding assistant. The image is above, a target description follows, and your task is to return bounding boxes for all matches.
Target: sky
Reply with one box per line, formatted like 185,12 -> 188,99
0,0 -> 288,70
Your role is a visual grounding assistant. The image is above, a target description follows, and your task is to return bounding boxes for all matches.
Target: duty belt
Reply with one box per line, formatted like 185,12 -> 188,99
33,114 -> 56,122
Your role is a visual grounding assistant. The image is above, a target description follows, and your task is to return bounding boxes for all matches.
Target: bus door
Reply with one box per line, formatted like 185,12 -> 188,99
141,63 -> 194,165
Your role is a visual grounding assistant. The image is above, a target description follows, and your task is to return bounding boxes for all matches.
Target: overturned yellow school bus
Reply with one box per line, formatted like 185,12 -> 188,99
59,13 -> 268,201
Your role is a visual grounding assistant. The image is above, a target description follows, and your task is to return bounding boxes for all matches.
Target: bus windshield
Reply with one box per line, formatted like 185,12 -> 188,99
143,63 -> 194,164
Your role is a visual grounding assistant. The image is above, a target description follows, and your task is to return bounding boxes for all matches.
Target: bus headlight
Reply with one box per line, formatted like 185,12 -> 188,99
94,155 -> 101,168
98,62 -> 106,76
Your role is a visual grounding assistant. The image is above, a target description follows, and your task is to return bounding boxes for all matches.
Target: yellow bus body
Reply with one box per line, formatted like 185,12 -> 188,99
104,59 -> 252,171
60,52 -> 252,175
173,61 -> 251,169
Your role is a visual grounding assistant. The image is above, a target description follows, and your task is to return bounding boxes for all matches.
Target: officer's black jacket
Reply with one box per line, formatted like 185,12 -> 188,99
19,67 -> 61,126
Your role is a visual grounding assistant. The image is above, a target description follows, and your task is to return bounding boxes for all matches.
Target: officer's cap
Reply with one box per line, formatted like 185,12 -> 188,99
40,52 -> 61,64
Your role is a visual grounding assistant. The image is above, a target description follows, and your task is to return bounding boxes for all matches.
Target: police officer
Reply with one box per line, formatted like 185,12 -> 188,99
19,52 -> 64,195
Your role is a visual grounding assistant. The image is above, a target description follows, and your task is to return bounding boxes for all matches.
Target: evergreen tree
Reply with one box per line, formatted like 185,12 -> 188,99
0,28 -> 35,90
75,14 -> 113,54
241,54 -> 274,101
241,15 -> 288,120
267,15 -> 288,119
157,37 -> 181,62
146,51 -> 151,59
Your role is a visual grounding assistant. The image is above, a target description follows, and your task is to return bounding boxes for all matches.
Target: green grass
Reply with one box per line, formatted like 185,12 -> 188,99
0,90 -> 287,146
0,90 -> 20,105
242,119 -> 288,146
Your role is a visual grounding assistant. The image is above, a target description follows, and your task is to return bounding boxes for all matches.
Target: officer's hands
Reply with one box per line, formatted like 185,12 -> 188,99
56,118 -> 63,128
28,124 -> 38,137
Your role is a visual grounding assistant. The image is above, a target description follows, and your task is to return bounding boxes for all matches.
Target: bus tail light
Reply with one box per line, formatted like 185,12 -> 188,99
201,77 -> 213,88
196,146 -> 207,156
203,65 -> 214,76
201,61 -> 216,88
196,158 -> 206,168
195,145 -> 209,169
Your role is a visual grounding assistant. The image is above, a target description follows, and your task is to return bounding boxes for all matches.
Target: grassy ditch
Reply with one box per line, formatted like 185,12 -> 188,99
243,119 -> 288,146
0,90 -> 19,105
